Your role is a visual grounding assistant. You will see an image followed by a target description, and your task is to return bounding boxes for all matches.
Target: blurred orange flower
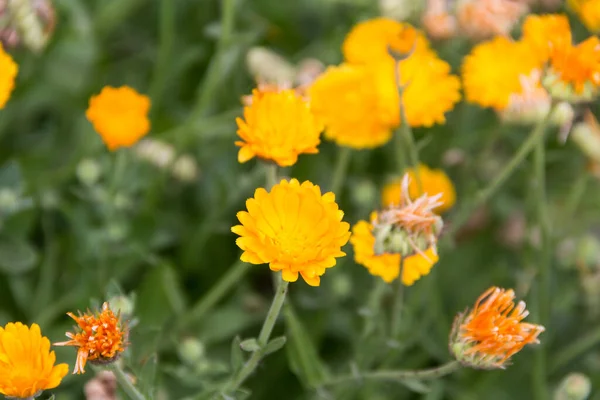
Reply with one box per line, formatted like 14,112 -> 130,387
0,43 -> 18,109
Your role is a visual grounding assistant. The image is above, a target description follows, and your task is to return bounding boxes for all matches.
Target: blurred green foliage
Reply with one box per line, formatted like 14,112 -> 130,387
1,0 -> 600,399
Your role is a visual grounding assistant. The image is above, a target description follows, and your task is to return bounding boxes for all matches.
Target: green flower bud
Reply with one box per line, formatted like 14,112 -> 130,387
178,337 -> 206,366
554,373 -> 592,400
76,158 -> 102,186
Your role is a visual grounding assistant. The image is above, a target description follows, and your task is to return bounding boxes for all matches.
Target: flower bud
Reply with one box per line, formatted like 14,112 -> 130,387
554,373 -> 592,400
7,0 -> 55,52
379,0 -> 424,21
178,337 -> 206,366
0,188 -> 19,213
246,47 -> 296,84
544,71 -> 598,103
76,158 -> 102,186
571,121 -> 600,164
172,155 -> 198,183
107,294 -> 135,319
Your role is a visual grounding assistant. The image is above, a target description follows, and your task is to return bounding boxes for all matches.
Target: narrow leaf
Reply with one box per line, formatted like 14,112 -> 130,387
263,336 -> 287,356
239,338 -> 260,352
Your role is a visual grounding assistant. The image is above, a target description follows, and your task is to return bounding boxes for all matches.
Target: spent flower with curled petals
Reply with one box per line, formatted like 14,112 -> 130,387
456,0 -> 528,40
55,302 -> 128,374
0,43 -> 17,109
235,88 -> 322,166
449,287 -> 545,369
232,179 -> 350,286
0,322 -> 69,399
86,86 -> 151,151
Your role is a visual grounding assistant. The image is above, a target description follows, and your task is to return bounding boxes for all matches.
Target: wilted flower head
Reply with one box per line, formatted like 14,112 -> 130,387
568,0 -> 600,33
499,69 -> 552,124
382,164 -> 456,213
449,287 -> 545,369
0,0 -> 56,51
309,64 -> 393,149
55,302 -> 128,374
236,87 -> 322,166
351,213 -> 439,285
86,86 -> 151,151
232,179 -> 351,286
571,110 -> 600,164
0,322 -> 69,399
456,0 -> 528,40
422,0 -> 458,40
0,43 -> 17,109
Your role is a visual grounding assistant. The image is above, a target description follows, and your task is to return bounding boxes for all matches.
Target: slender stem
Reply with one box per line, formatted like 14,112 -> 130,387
321,361 -> 461,387
563,172 -> 589,233
533,131 -> 551,400
220,277 -> 289,396
265,163 -> 278,190
551,324 -> 600,372
390,259 -> 405,338
446,110 -> 554,239
173,260 -> 248,336
149,0 -> 175,111
330,147 -> 352,195
105,363 -> 146,400
33,214 -> 57,315
361,279 -> 388,338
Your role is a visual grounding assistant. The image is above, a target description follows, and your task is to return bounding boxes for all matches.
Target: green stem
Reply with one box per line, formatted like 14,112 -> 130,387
563,172 -> 589,233
361,279 -> 388,338
265,163 -> 278,190
390,259 -> 405,338
105,363 -> 146,400
220,277 -> 289,396
33,214 -> 58,316
173,260 -> 248,336
321,360 -> 461,386
446,111 -> 554,239
330,146 -> 352,195
551,324 -> 600,372
149,0 -> 175,110
533,131 -> 551,400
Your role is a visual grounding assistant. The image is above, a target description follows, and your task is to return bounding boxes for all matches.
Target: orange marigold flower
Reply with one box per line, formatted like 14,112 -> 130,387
55,302 -> 128,374
309,64 -> 393,149
235,88 -> 322,166
86,86 -> 151,151
0,43 -> 18,109
373,51 -> 461,127
521,14 -> 572,63
342,18 -> 431,66
569,0 -> 600,33
382,164 -> 456,213
462,36 -> 541,110
450,287 -> 545,369
232,178 -> 351,286
0,322 -> 69,399
350,215 -> 439,285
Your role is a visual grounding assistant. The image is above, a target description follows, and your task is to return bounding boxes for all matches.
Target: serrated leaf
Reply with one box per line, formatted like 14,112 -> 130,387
239,338 -> 260,352
0,236 -> 38,274
284,303 -> 329,388
263,336 -> 286,356
231,336 -> 244,372
400,379 -> 431,394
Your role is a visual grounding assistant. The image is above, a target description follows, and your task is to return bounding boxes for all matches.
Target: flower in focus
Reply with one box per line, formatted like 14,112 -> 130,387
236,88 -> 322,166
309,64 -> 393,149
373,51 -> 462,128
449,287 -> 545,369
232,179 -> 351,286
456,0 -> 528,40
462,36 -> 541,110
382,164 -> 456,213
86,86 -> 151,151
342,17 -> 431,66
351,215 -> 439,285
569,0 -> 600,33
0,43 -> 17,109
0,322 -> 69,398
55,302 -> 127,374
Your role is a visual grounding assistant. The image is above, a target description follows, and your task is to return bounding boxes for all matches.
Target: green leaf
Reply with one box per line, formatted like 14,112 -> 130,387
137,353 -> 158,400
230,336 -> 244,373
263,336 -> 286,356
284,303 -> 329,388
0,236 -> 38,274
239,338 -> 260,352
400,379 -> 431,394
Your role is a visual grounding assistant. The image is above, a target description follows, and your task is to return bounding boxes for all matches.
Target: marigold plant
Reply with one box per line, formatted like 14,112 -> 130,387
0,43 -> 18,109
236,87 -> 322,165
382,164 -> 456,213
0,322 -> 69,399
55,302 -> 127,374
232,178 -> 351,286
86,86 -> 151,151
450,287 -> 545,369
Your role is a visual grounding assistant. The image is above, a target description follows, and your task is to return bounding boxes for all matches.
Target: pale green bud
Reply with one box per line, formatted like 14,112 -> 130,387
178,337 -> 206,366
0,188 -> 19,213
571,122 -> 600,164
76,158 -> 102,186
107,294 -> 135,318
554,373 -> 592,400
246,47 -> 296,84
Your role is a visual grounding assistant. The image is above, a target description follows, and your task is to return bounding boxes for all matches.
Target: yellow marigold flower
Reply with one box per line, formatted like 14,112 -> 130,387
309,64 -> 393,149
569,0 -> 600,33
232,178 -> 351,286
382,164 -> 456,213
462,36 -> 541,110
86,86 -> 151,151
450,287 -> 545,369
0,322 -> 69,399
521,14 -> 572,63
342,18 -> 431,66
350,216 -> 439,285
235,88 -> 322,166
55,302 -> 127,374
0,43 -> 18,109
